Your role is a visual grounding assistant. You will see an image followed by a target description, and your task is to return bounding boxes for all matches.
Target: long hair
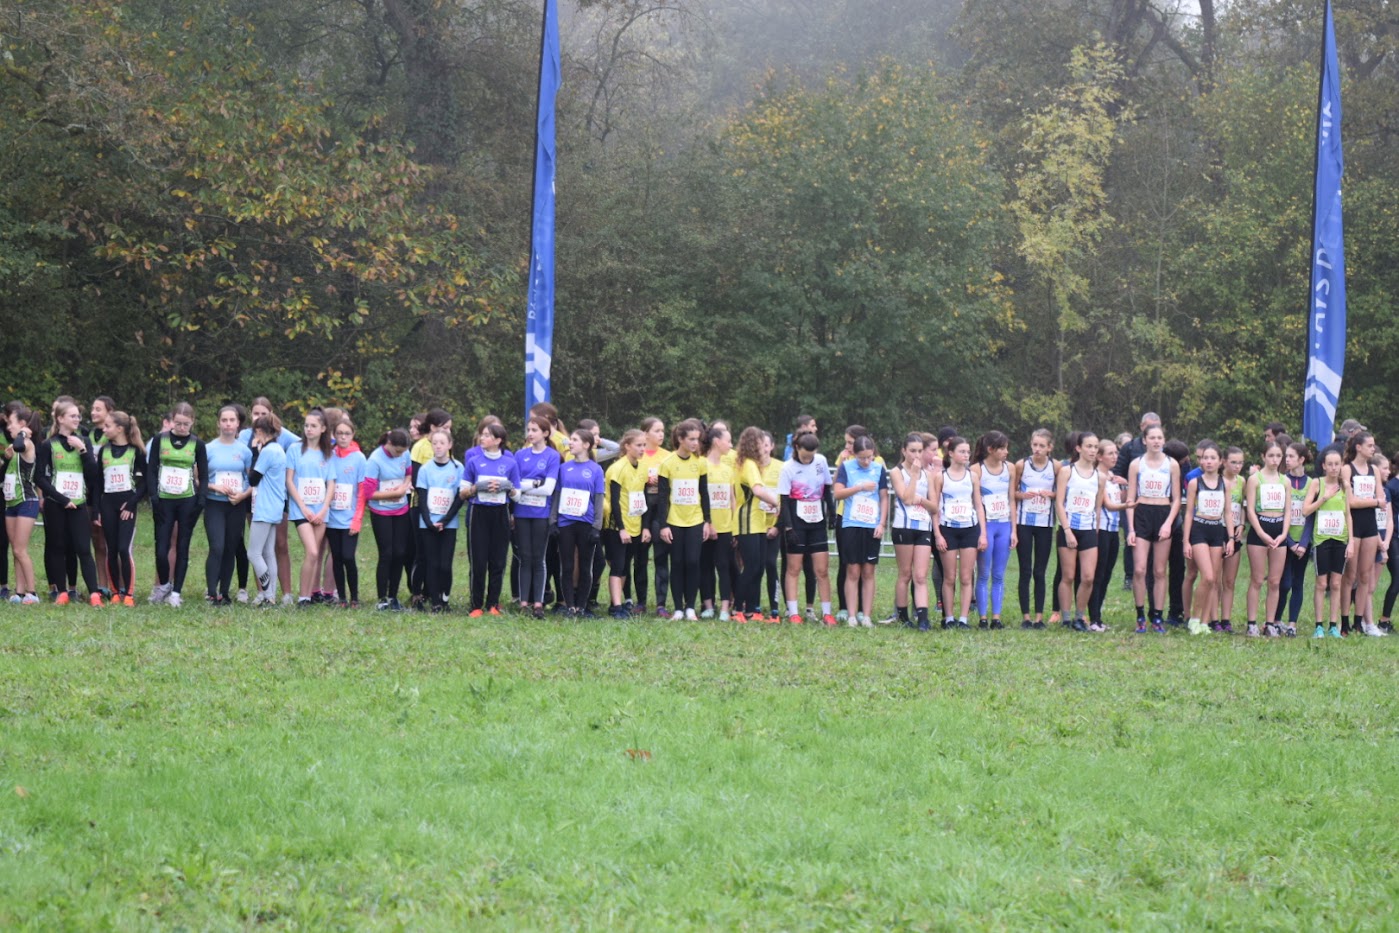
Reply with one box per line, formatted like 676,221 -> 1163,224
735,426 -> 763,469
304,409 -> 333,458
973,430 -> 1009,465
109,411 -> 143,451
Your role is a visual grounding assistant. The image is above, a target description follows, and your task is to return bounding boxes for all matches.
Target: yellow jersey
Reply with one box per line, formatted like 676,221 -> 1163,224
604,457 -> 650,537
706,456 -> 737,535
659,452 -> 708,527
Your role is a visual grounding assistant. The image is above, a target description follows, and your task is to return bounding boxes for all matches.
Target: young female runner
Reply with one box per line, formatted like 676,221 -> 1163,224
326,417 -> 367,607
98,411 -> 148,606
639,417 -> 670,617
934,436 -> 986,628
515,415 -> 561,617
361,429 -> 413,610
1216,447 -> 1246,632
733,426 -> 779,623
87,395 -> 115,593
1304,448 -> 1352,638
700,423 -> 738,620
239,397 -> 300,602
779,430 -> 834,625
34,398 -> 103,605
833,435 -> 888,627
246,415 -> 289,605
203,405 -> 252,605
462,422 -> 518,616
1340,432 -> 1383,636
5,406 -> 43,603
556,428 -> 606,617
605,429 -> 651,619
1278,442 -> 1314,636
1055,432 -> 1104,632
1368,454 -> 1392,637
972,431 -> 1015,629
657,419 -> 712,621
1183,442 -> 1233,635
415,428 -> 466,612
1015,429 -> 1056,628
286,410 -> 336,608
889,433 -> 936,630
1089,438 -> 1128,630
408,408 -> 452,607
1126,424 -> 1181,633
146,402 -> 208,607
1244,439 -> 1289,636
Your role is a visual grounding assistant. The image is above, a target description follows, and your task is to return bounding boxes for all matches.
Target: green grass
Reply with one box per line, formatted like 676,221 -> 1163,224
1,528 -> 1397,929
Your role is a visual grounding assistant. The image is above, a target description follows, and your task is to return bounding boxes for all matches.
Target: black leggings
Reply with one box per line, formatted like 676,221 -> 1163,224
514,517 -> 551,605
668,523 -> 704,611
370,511 -> 412,600
700,531 -> 734,605
236,499 -> 251,589
153,496 -> 200,592
1382,546 -> 1399,620
630,535 -> 651,606
468,505 -> 510,610
99,496 -> 138,596
204,499 -> 244,599
1088,530 -> 1120,624
416,526 -> 456,607
761,534 -> 781,610
42,500 -> 98,593
648,500 -> 672,608
1280,546 -> 1312,623
1017,524 -> 1053,615
736,533 -> 766,613
558,522 -> 599,610
0,508 -> 8,586
325,527 -> 360,602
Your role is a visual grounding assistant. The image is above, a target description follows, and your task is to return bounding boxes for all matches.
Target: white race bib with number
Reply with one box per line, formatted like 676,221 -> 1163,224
2,473 -> 15,501
907,504 -> 931,524
519,490 -> 548,510
1024,495 -> 1050,515
1260,484 -> 1286,511
1196,490 -> 1225,520
104,464 -> 133,494
796,499 -> 823,524
943,499 -> 973,525
1231,501 -> 1243,526
559,487 -> 589,518
215,470 -> 244,494
1106,483 -> 1123,505
1318,510 -> 1345,538
476,489 -> 507,506
627,490 -> 647,517
332,484 -> 353,512
1379,508 -> 1389,533
758,499 -> 778,515
1141,475 -> 1167,498
298,477 -> 326,507
709,483 -> 732,511
672,478 -> 699,507
983,493 -> 1010,522
1354,475 -> 1376,499
1068,491 -> 1095,515
1290,498 -> 1305,527
427,487 -> 454,515
158,466 -> 191,496
849,495 -> 879,525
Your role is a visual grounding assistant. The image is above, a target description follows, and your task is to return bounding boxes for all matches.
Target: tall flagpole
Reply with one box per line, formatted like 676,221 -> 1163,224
1303,0 -> 1345,446
524,0 -> 561,423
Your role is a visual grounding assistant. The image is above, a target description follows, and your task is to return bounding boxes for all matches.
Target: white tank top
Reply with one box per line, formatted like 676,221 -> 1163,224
1064,464 -> 1099,531
1135,455 -> 1173,500
890,466 -> 931,531
979,461 -> 1012,524
1017,458 -> 1056,527
940,467 -> 976,528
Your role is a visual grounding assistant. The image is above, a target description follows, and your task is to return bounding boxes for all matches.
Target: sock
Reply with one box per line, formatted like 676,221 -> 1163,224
897,605 -> 909,622
1135,604 -> 1145,619
821,601 -> 831,615
915,606 -> 929,622
787,600 -> 798,616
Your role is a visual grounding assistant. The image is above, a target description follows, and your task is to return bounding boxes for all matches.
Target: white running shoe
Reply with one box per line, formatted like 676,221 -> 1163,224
1364,623 -> 1388,637
282,593 -> 295,606
671,610 -> 684,621
236,589 -> 249,604
684,608 -> 699,622
166,592 -> 183,608
860,613 -> 874,628
148,582 -> 170,605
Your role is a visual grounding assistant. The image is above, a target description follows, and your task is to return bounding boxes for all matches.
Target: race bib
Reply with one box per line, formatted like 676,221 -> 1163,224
1024,495 -> 1050,515
672,478 -> 699,506
646,467 -> 659,486
1290,498 -> 1305,527
1260,484 -> 1286,511
518,491 -> 548,510
158,465 -> 191,496
983,493 -> 1010,522
427,486 -> 454,515
1196,490 -> 1224,520
559,486 -> 589,518
849,495 -> 879,525
758,499 -> 778,515
215,470 -> 244,494
796,500 -> 823,524
709,483 -> 732,511
943,499 -> 973,525
627,490 -> 647,517
104,464 -> 133,494
1378,508 -> 1389,533
2,473 -> 15,501
1068,490 -> 1095,515
1106,483 -> 1124,505
1141,475 -> 1167,498
298,476 -> 325,507
1318,510 -> 1345,538
332,483 -> 353,512
1353,475 -> 1376,499
476,489 -> 507,506
907,504 -> 931,524
1231,501 -> 1243,526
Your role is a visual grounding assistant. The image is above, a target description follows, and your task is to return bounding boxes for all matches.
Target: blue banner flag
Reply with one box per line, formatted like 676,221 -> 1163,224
525,0 -> 561,420
1303,0 -> 1345,446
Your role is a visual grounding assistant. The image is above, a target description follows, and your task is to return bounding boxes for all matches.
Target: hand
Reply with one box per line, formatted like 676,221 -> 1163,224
1127,531 -> 1138,548
977,532 -> 987,552
660,527 -> 673,545
69,437 -> 86,454
935,534 -> 947,552
873,525 -> 883,540
702,522 -> 715,542
862,480 -> 876,492
433,521 -> 444,532
1065,530 -> 1076,550
620,530 -> 632,545
121,508 -> 133,522
1223,539 -> 1233,558
65,501 -> 78,510
350,522 -> 361,536
1010,531 -> 1018,549
765,527 -> 777,540
1346,541 -> 1356,560
93,515 -> 102,528
642,529 -> 652,544
1158,524 -> 1172,541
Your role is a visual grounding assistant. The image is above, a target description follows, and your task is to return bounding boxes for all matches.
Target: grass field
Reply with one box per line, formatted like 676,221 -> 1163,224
2,528 -> 1397,929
